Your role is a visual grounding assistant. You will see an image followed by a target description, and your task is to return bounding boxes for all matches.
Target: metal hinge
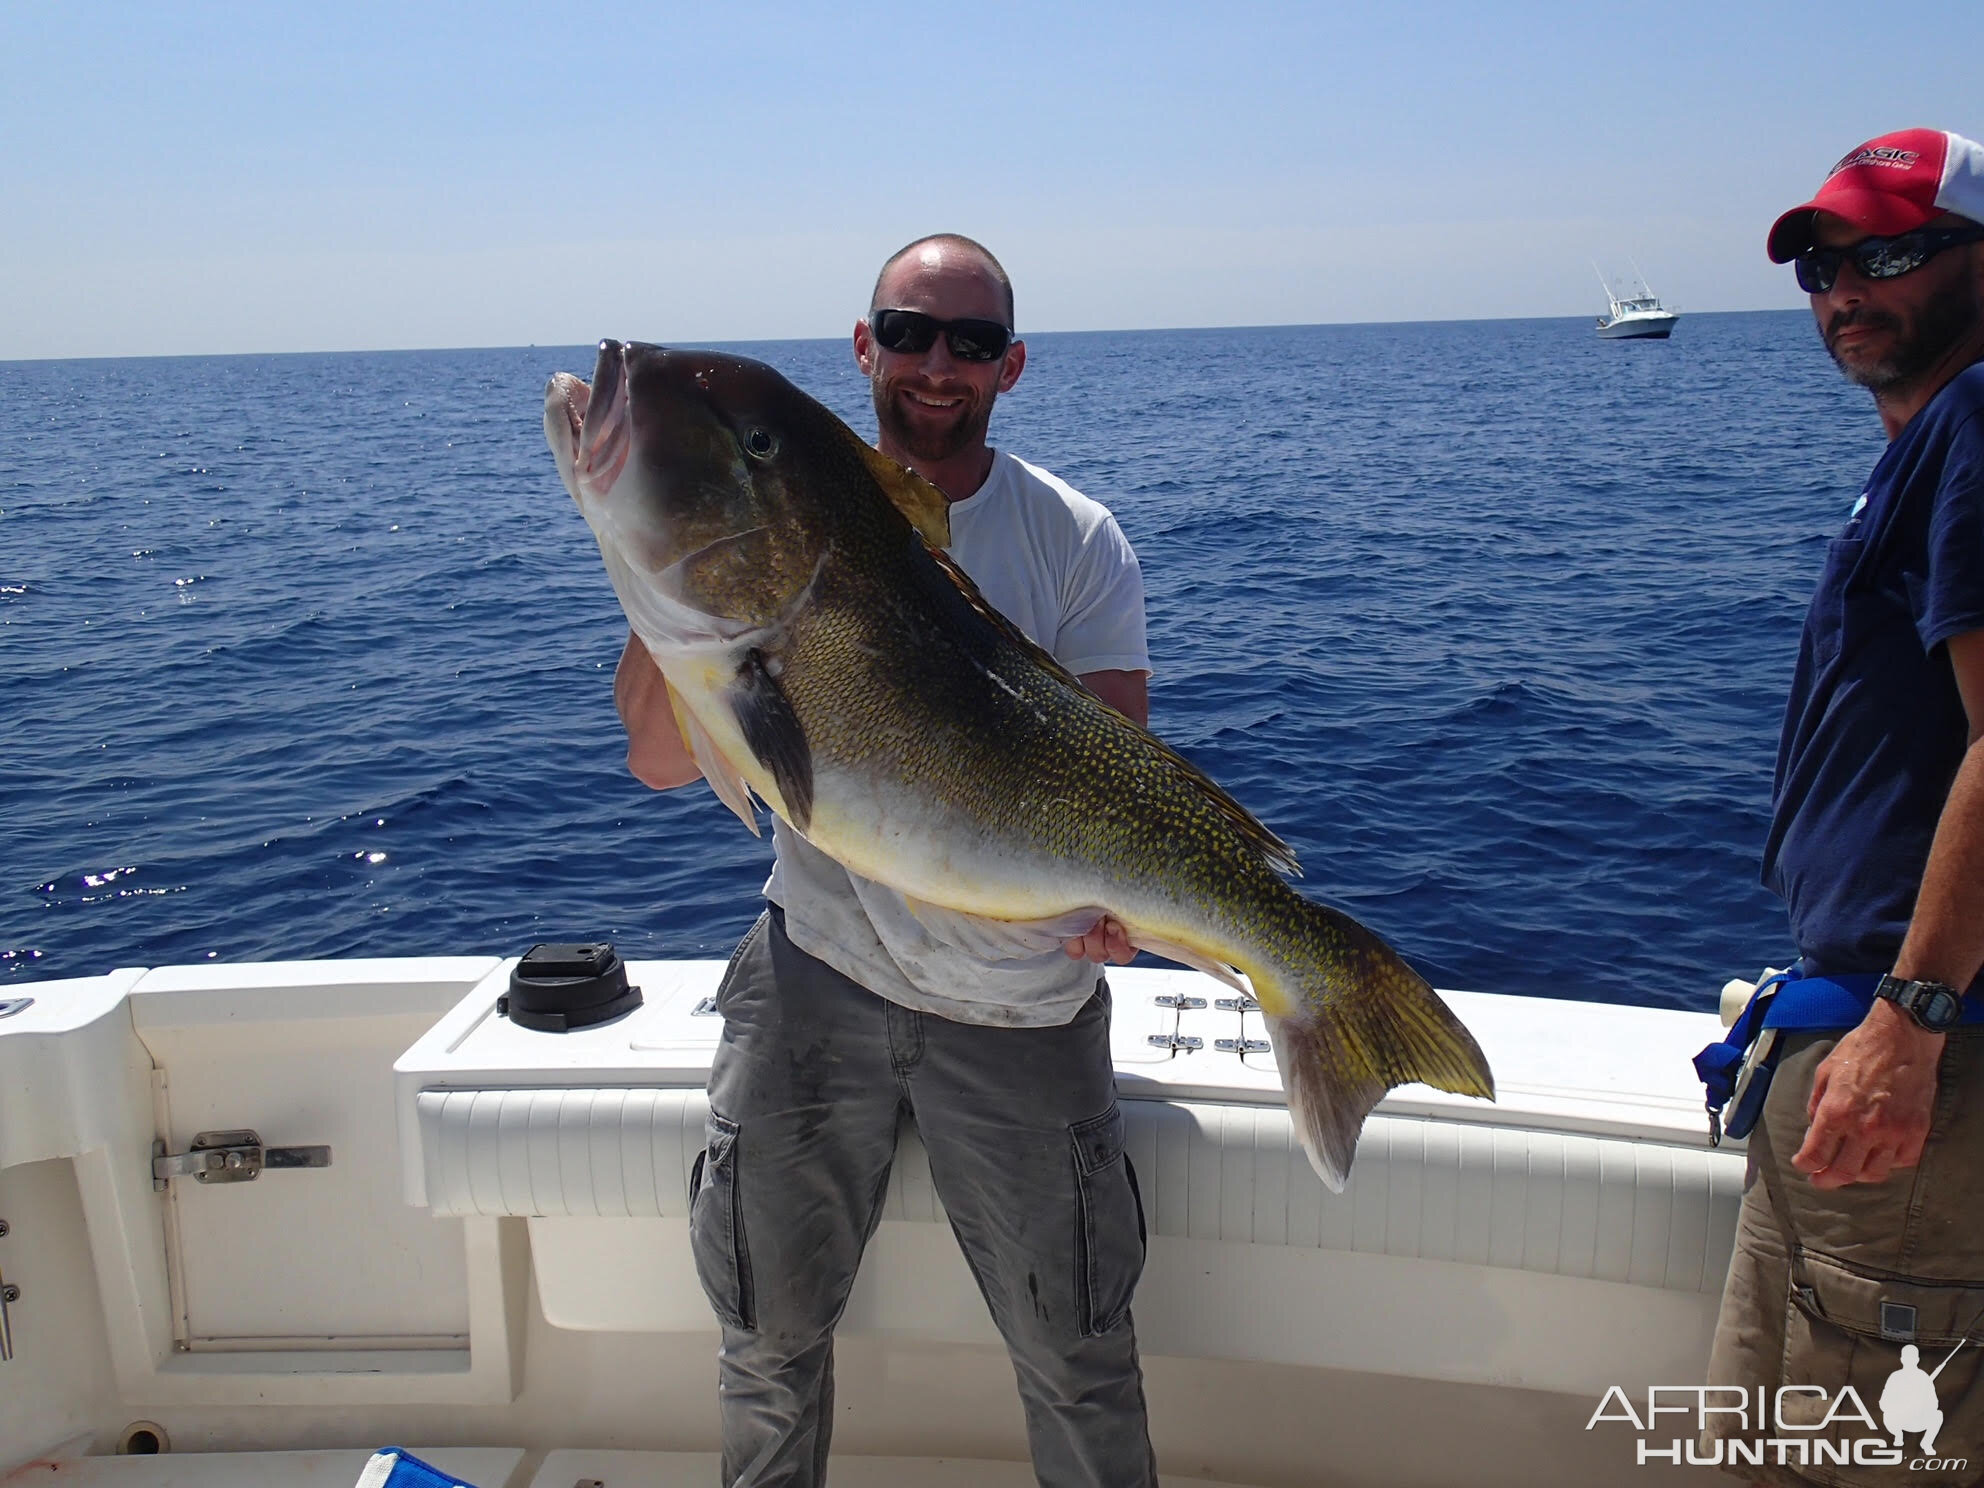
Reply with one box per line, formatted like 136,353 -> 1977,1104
1214,995 -> 1260,1012
151,1130 -> 332,1190
1214,1037 -> 1272,1054
1153,994 -> 1205,1010
1147,1032 -> 1204,1052
0,1217 -> 16,1362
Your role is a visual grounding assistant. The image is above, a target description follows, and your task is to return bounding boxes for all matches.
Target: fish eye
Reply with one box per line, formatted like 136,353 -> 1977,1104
743,428 -> 778,460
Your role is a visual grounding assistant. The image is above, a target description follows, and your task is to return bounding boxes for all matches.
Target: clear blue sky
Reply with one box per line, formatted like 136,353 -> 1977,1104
5,1 -> 1981,359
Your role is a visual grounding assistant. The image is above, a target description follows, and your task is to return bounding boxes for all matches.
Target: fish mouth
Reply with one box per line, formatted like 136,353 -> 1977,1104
542,339 -> 637,509
543,371 -> 589,498
575,339 -> 632,501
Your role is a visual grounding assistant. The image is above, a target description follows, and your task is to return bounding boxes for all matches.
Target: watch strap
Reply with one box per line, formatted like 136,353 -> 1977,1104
1875,974 -> 1963,1033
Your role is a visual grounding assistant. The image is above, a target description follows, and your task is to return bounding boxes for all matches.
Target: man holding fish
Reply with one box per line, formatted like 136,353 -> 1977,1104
546,228 -> 1488,1486
613,234 -> 1163,1488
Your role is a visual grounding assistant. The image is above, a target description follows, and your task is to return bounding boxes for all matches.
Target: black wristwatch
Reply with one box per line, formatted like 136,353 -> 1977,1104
1875,974 -> 1965,1033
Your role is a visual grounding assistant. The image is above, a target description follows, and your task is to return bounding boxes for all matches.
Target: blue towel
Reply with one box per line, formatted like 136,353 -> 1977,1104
352,1448 -> 481,1488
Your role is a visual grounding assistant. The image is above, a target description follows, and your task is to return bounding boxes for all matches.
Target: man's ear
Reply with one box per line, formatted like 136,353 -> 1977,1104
853,318 -> 875,376
998,337 -> 1026,394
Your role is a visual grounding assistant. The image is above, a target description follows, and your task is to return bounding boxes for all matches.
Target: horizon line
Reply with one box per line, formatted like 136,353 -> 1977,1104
0,305 -> 1806,368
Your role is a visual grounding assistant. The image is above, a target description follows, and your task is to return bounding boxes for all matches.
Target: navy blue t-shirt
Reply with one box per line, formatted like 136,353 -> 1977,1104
1763,362 -> 1984,979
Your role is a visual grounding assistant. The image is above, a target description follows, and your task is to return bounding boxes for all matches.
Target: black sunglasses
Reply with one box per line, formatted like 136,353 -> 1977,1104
1794,223 -> 1984,294
870,308 -> 1015,362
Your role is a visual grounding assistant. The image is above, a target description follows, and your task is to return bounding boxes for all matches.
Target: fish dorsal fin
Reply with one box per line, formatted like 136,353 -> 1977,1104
1134,726 -> 1303,878
917,540 -> 1304,880
921,542 -> 1090,694
855,440 -> 953,548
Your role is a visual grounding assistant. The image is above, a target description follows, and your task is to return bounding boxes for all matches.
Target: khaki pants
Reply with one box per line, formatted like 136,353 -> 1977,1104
1705,1028 -> 1984,1487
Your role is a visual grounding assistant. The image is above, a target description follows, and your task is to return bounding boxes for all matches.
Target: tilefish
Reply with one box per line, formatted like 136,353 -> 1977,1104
543,341 -> 1493,1187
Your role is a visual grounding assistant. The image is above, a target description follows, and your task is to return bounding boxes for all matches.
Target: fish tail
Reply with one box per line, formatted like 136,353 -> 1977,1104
1251,898 -> 1494,1192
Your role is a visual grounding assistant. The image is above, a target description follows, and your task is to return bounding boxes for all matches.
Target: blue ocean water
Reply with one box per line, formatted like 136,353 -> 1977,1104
0,314 -> 1883,1009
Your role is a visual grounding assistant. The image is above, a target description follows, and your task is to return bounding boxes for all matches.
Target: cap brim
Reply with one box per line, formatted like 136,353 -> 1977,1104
1767,188 -> 1940,262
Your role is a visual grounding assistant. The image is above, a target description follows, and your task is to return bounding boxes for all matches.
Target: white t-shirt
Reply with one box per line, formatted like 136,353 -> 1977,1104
763,449 -> 1150,1026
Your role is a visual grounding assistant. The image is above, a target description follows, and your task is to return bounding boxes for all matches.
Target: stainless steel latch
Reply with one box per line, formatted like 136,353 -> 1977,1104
0,1217 -> 15,1362
151,1130 -> 332,1189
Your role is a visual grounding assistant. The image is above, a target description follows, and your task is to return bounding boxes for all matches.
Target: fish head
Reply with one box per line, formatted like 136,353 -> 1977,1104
544,340 -> 847,646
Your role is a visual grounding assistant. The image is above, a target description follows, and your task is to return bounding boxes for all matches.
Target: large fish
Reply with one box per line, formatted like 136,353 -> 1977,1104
544,340 -> 1493,1187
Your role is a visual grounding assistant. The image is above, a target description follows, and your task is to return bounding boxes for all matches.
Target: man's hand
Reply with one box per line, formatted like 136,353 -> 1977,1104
1064,915 -> 1135,966
1792,997 -> 1944,1188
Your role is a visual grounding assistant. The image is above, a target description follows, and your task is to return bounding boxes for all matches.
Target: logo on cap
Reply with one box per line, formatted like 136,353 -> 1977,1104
1830,145 -> 1923,178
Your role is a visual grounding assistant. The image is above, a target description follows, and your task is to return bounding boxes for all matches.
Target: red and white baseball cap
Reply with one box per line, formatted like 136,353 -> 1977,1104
1768,128 -> 1984,262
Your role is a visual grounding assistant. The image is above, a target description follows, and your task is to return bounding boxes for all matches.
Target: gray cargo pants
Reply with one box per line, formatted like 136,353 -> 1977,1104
689,907 -> 1157,1488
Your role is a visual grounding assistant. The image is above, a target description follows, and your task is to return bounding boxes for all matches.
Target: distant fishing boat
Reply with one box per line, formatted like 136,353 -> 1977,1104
1594,262 -> 1679,339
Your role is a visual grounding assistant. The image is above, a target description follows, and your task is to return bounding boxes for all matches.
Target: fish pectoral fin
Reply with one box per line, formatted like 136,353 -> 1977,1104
899,897 -> 1108,962
728,648 -> 813,832
1124,934 -> 1251,995
667,679 -> 761,837
854,441 -> 952,548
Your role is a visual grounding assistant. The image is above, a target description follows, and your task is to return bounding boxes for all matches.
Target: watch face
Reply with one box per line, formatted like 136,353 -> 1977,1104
1924,990 -> 1961,1029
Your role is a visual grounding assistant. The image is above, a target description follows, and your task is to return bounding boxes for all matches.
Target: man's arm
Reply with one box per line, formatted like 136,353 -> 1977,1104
614,632 -> 703,790
1793,628 -> 1984,1188
1082,669 -> 1148,729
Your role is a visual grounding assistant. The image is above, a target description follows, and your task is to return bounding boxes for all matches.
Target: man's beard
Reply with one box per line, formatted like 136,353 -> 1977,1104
871,372 -> 994,463
1824,274 -> 1981,394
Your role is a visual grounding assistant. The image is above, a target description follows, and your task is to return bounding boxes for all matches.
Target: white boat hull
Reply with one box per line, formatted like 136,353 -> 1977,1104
1597,312 -> 1679,339
0,957 -> 1740,1486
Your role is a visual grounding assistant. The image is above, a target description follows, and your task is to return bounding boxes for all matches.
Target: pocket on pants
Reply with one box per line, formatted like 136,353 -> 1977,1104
689,1111 -> 755,1330
712,911 -> 770,1019
1778,1248 -> 1984,1465
1071,1104 -> 1146,1338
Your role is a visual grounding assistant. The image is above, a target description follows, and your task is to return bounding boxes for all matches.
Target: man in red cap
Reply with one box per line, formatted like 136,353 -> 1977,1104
1702,129 -> 1984,1483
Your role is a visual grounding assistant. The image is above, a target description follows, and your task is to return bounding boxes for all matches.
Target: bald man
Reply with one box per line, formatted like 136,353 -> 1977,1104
615,235 -> 1158,1488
